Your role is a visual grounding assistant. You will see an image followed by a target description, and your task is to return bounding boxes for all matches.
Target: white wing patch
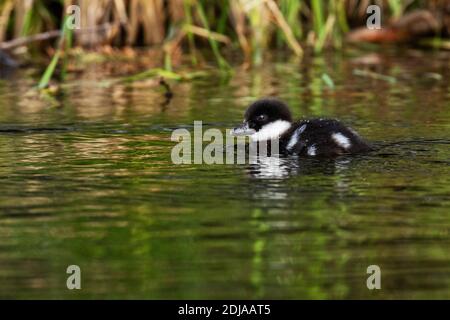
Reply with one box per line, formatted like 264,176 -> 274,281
307,144 -> 316,156
287,124 -> 307,151
332,132 -> 351,149
251,120 -> 291,142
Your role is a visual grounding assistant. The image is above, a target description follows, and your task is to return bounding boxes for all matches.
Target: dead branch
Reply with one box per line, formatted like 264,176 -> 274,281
0,23 -> 113,51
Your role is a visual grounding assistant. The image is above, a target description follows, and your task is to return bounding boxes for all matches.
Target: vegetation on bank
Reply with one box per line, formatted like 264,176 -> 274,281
0,0 -> 449,88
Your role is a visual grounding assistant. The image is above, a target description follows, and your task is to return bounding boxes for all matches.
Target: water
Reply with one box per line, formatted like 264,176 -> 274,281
0,49 -> 449,299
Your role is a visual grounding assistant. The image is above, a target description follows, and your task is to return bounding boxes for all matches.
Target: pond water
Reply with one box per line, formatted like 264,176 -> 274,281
0,49 -> 449,299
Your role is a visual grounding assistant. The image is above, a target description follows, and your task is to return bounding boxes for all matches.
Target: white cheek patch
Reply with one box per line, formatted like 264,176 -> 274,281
332,132 -> 351,149
307,144 -> 317,156
251,120 -> 291,142
287,124 -> 307,151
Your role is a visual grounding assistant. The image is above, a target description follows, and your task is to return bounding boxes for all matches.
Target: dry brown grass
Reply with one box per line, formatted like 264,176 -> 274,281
0,0 -> 447,66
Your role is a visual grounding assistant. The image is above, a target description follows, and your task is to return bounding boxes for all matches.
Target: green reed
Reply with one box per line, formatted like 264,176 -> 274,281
38,16 -> 72,89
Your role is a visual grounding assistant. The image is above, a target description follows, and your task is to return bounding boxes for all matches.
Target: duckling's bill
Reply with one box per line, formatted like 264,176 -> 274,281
230,122 -> 256,136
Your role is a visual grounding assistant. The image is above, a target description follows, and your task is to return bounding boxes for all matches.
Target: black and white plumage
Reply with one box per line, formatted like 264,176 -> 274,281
231,98 -> 372,157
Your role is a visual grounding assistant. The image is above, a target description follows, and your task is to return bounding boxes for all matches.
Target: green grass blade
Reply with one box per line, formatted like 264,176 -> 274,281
38,50 -> 61,89
37,16 -> 69,89
321,73 -> 334,89
196,2 -> 230,70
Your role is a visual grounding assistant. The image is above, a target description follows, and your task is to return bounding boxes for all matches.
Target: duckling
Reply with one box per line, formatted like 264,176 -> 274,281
231,98 -> 372,157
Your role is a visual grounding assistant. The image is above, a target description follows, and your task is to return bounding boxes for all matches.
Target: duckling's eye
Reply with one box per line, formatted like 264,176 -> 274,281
256,114 -> 267,122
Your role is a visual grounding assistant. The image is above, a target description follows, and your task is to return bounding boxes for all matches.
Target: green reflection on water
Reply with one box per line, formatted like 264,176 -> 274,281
0,49 -> 449,299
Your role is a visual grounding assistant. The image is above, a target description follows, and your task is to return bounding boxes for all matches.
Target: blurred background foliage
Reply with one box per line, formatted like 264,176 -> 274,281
1,1 -> 450,64
1,0 -> 450,88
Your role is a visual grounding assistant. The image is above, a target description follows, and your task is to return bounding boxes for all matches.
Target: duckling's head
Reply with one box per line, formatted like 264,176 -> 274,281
231,98 -> 292,141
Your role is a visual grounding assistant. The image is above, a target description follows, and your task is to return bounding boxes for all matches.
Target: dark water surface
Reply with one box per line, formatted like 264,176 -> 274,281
0,50 -> 449,299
